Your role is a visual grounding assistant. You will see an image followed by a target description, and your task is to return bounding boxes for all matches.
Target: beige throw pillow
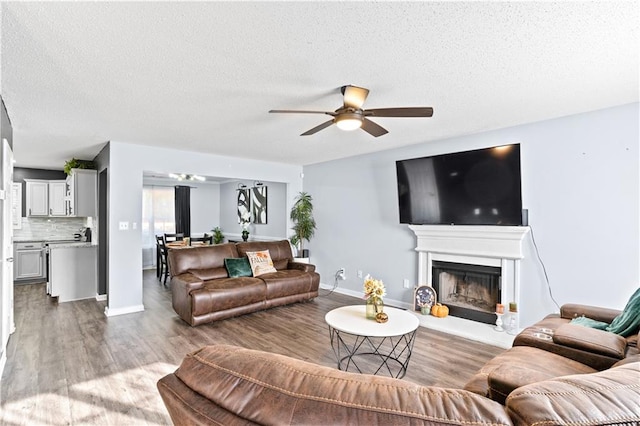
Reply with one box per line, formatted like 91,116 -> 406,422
246,250 -> 278,276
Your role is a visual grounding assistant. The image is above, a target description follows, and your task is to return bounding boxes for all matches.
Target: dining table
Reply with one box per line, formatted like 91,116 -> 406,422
166,241 -> 208,249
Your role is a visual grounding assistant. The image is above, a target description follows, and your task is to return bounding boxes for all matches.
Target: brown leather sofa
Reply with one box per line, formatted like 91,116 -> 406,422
512,303 -> 639,369
168,240 -> 320,326
464,303 -> 639,404
158,344 -> 640,425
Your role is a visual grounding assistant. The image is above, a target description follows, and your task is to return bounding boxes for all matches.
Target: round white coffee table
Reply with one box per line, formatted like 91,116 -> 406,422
325,305 -> 419,378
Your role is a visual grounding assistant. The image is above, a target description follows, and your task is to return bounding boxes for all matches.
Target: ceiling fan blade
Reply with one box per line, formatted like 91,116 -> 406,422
341,85 -> 369,109
301,119 -> 335,136
365,107 -> 434,118
361,118 -> 388,137
269,109 -> 335,115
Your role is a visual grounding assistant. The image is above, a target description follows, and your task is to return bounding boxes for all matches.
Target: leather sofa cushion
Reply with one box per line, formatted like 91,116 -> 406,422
190,278 -> 266,316
236,240 -> 293,270
189,267 -> 228,281
560,303 -> 621,323
169,243 -> 239,276
506,362 -> 640,425
463,346 -> 596,403
553,323 -> 627,359
173,345 -> 513,426
487,350 -> 596,404
259,269 -> 316,299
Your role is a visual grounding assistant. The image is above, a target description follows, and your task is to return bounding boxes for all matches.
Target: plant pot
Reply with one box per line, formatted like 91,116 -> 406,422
301,249 -> 309,258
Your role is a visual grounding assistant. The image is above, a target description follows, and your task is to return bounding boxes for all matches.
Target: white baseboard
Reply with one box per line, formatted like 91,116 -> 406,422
95,294 -> 107,302
104,304 -> 145,317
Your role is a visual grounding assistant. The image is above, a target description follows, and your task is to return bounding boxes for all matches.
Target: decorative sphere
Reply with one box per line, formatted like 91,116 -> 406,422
375,312 -> 389,323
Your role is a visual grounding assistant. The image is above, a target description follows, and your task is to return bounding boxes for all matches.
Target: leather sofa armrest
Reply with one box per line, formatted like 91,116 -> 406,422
553,324 -> 626,359
560,303 -> 621,323
171,273 -> 205,292
287,261 -> 316,273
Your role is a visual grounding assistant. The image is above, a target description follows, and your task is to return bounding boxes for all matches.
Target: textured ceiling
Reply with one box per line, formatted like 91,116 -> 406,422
1,1 -> 638,170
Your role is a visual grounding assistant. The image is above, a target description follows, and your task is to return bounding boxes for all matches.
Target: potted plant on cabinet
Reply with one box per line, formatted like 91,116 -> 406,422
63,158 -> 95,175
290,191 -> 316,260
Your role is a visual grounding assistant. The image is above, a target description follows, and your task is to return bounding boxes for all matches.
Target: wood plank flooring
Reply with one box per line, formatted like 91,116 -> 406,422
1,271 -> 504,425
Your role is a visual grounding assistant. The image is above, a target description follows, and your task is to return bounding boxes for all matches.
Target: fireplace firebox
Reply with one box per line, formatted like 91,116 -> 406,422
432,261 -> 501,324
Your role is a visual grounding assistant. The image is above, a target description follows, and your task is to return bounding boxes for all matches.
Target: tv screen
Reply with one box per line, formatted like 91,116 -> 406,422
396,144 -> 523,225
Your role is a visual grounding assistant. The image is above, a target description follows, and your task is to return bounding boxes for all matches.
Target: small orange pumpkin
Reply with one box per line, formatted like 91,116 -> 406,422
431,303 -> 449,318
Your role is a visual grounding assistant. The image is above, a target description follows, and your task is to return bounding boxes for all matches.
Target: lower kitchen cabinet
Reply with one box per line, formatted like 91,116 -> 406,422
49,245 -> 97,302
14,241 -> 46,282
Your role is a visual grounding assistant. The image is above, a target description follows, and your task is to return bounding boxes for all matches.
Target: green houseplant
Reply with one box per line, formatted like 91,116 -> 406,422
63,158 -> 95,175
289,192 -> 316,258
211,227 -> 225,244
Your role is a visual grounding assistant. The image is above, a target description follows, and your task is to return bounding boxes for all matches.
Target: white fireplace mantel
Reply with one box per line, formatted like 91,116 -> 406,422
409,225 -> 530,260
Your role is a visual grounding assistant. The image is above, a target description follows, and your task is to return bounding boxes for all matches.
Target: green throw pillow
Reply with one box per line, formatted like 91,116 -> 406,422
224,257 -> 252,278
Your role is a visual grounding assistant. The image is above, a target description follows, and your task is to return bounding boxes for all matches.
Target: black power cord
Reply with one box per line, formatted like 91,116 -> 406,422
529,224 -> 561,311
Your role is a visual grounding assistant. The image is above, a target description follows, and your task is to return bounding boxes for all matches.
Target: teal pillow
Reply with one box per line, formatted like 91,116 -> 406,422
224,257 -> 252,278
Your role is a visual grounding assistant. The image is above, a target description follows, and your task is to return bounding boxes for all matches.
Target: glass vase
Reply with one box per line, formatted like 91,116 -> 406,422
366,296 -> 384,320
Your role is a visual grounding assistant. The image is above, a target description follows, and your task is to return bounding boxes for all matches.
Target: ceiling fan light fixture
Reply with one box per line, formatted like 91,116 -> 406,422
335,113 -> 363,131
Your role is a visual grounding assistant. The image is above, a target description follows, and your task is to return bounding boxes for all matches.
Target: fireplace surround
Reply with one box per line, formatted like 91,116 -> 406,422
409,225 -> 529,343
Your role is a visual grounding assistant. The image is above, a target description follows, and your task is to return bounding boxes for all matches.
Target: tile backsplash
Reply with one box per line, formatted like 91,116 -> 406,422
14,217 -> 90,240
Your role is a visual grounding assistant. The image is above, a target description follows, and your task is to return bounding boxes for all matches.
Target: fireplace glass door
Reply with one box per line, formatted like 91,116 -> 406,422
432,261 -> 501,324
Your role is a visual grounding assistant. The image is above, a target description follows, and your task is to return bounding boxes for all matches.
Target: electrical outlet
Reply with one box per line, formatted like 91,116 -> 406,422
119,221 -> 129,231
336,268 -> 346,280
357,270 -> 363,279
403,279 -> 411,289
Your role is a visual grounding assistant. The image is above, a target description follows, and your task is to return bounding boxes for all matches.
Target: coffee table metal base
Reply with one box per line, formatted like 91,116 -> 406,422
328,327 -> 417,378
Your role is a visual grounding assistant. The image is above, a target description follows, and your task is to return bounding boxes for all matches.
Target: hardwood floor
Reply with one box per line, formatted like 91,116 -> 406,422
1,271 -> 504,425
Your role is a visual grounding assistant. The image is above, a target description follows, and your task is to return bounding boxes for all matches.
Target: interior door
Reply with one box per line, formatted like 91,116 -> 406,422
0,139 -> 15,359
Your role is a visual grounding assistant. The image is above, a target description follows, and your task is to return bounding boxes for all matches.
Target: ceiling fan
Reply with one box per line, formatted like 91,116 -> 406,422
269,85 -> 433,137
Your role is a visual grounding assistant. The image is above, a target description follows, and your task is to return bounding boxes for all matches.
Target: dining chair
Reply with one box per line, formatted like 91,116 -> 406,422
190,233 -> 214,245
156,235 -> 170,285
164,233 -> 184,243
155,235 -> 164,278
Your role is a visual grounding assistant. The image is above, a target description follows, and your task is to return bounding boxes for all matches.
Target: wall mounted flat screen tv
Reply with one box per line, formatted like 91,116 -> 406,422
396,144 -> 523,225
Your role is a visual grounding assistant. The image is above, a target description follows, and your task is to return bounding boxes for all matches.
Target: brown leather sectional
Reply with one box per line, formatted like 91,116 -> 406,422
168,240 -> 320,326
158,300 -> 639,425
464,302 -> 639,404
158,344 -> 639,425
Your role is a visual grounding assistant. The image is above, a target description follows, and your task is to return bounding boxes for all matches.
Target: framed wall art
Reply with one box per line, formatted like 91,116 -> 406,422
237,187 -> 251,223
251,185 -> 268,224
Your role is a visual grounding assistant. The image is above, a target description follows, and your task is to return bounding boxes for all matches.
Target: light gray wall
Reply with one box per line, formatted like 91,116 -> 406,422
190,183 -> 220,236
98,142 -> 302,316
302,103 -> 639,327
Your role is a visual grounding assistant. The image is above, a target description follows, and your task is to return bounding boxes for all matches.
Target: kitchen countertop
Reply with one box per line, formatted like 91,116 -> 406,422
14,236 -> 79,243
14,237 -> 95,248
47,242 -> 95,249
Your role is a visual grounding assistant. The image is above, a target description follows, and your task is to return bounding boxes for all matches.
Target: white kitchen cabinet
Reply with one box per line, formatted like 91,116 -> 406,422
14,242 -> 46,281
25,179 -> 66,216
48,181 -> 67,216
25,180 -> 49,216
66,169 -> 97,217
49,245 -> 97,302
